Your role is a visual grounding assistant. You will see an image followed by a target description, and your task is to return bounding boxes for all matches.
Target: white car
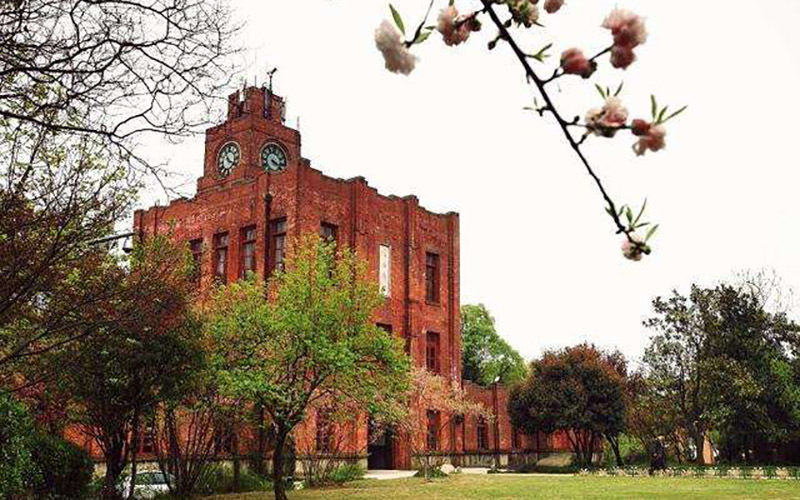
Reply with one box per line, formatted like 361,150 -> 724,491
117,470 -> 173,499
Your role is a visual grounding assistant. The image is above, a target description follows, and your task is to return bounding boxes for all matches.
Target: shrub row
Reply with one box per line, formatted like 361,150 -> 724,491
579,465 -> 800,480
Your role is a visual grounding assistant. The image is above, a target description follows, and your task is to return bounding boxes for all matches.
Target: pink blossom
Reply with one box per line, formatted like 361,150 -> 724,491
544,0 -> 565,14
560,48 -> 596,78
508,0 -> 539,27
437,6 -> 472,46
603,9 -> 648,48
610,46 -> 636,69
621,233 -> 647,261
586,97 -> 628,137
634,125 -> 667,156
631,119 -> 651,137
375,20 -> 417,75
603,9 -> 647,69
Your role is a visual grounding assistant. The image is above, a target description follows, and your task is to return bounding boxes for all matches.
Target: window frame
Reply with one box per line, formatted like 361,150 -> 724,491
425,252 -> 441,304
425,331 -> 441,374
239,225 -> 257,278
269,218 -> 287,275
426,410 -> 440,452
213,232 -> 229,284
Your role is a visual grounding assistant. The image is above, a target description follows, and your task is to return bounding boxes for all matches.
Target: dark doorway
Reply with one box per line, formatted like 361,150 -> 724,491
367,419 -> 393,470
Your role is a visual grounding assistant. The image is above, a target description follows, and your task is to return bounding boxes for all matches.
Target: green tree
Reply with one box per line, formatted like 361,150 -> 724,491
0,393 -> 40,498
509,344 -> 627,466
461,304 -> 526,387
644,283 -> 800,463
205,235 -> 411,500
43,236 -> 202,499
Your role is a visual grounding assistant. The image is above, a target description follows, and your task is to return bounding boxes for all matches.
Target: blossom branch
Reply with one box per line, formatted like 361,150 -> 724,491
479,0 -> 629,237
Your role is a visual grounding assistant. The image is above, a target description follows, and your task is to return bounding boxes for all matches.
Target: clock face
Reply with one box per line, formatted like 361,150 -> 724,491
217,142 -> 240,177
261,143 -> 288,172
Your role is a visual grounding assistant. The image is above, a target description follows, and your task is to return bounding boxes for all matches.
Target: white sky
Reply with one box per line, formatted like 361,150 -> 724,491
141,0 -> 800,364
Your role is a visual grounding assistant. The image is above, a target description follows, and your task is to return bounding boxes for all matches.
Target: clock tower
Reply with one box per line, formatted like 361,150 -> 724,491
196,86 -> 301,194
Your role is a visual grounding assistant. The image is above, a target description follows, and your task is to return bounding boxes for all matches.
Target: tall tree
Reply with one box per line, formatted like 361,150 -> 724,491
461,304 -> 526,387
42,236 -> 201,499
204,235 -> 411,500
643,283 -> 800,463
509,344 -> 627,466
0,0 -> 240,170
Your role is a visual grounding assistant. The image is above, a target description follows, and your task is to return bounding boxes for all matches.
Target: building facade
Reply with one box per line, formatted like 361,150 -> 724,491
129,86 -> 571,470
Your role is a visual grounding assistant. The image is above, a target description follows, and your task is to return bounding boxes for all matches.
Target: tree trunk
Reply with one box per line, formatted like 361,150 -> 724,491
232,431 -> 241,492
272,429 -> 290,500
255,403 -> 266,475
606,434 -> 623,467
128,413 -> 140,500
692,429 -> 705,464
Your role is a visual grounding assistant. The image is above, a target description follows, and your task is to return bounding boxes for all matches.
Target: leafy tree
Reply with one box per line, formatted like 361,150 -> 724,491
204,235 -> 411,500
643,283 -> 800,463
41,236 -> 201,499
0,393 -> 39,498
509,344 -> 626,466
461,304 -> 526,387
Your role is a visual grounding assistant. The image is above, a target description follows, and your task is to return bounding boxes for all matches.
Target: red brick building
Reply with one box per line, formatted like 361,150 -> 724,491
130,86 -> 572,470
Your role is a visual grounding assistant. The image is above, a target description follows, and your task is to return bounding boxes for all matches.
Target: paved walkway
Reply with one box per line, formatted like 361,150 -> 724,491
365,468 -> 496,480
364,470 -> 417,480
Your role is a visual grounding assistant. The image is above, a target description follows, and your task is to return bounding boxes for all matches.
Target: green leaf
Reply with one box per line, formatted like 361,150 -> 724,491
650,95 -> 657,120
634,198 -> 647,226
595,84 -> 606,99
625,206 -> 633,224
665,105 -> 688,122
658,106 -> 668,124
389,4 -> 405,35
615,82 -> 624,96
414,30 -> 432,44
646,224 -> 659,242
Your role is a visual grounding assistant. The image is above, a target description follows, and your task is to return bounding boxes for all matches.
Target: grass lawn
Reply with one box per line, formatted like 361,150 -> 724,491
210,474 -> 800,499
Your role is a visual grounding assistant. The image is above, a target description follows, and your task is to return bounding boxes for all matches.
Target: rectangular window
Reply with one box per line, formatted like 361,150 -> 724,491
379,245 -> 391,297
376,323 -> 393,334
320,222 -> 338,245
425,252 -> 440,303
426,331 -> 440,374
426,410 -> 440,452
139,423 -> 155,454
240,225 -> 257,278
477,417 -> 489,451
189,239 -> 203,282
213,232 -> 229,283
269,218 -> 287,275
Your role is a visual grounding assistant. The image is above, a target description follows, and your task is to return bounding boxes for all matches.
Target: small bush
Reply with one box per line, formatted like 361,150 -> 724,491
30,432 -> 94,499
414,466 -> 448,478
195,464 -> 273,494
514,463 -> 581,474
330,464 -> 364,484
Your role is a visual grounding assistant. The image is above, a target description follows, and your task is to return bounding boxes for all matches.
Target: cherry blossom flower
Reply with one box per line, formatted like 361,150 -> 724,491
603,9 -> 647,69
560,48 -> 596,78
621,233 -> 648,261
375,20 -> 417,75
544,0 -> 565,14
634,124 -> 666,156
586,96 -> 628,137
437,5 -> 473,46
631,119 -> 651,137
610,46 -> 636,70
507,0 -> 539,28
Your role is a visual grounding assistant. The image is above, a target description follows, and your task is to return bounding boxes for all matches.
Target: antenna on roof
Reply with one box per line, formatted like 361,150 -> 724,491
266,67 -> 278,94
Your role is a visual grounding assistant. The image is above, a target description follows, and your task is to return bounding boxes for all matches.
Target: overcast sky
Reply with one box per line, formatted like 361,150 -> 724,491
142,0 -> 800,364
